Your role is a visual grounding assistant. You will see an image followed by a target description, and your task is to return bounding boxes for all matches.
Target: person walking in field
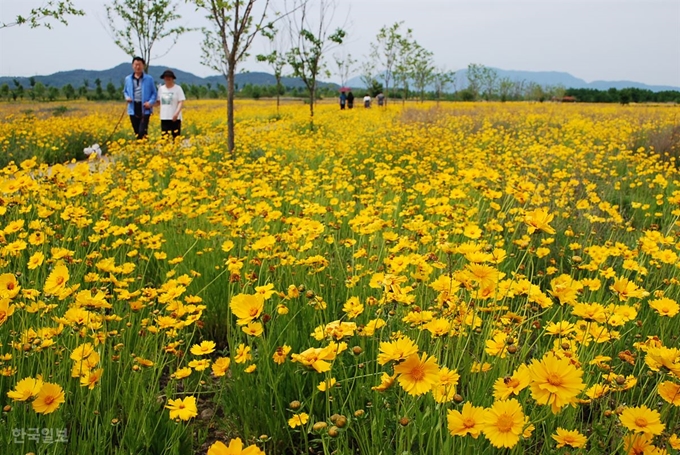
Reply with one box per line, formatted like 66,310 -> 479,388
123,57 -> 157,140
347,91 -> 355,109
157,70 -> 185,138
339,91 -> 347,110
376,92 -> 385,107
363,94 -> 371,108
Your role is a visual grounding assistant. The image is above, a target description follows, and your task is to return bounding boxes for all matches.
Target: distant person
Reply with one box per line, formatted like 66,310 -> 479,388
123,56 -> 157,140
347,91 -> 355,109
376,92 -> 385,107
339,91 -> 347,110
363,94 -> 371,108
157,70 -> 185,138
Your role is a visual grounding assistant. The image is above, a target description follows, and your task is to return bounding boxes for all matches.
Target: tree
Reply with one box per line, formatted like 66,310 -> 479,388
0,84 -> 10,101
0,1 -> 83,29
286,0 -> 345,120
359,61 -> 377,93
333,50 -> 355,87
106,0 -> 189,72
79,80 -> 89,99
432,68 -> 454,106
408,42 -> 434,103
13,79 -> 24,100
63,83 -> 76,100
106,82 -> 119,100
28,77 -> 37,101
191,0 -> 274,155
48,86 -> 59,101
481,66 -> 498,101
33,82 -> 46,101
391,36 -> 417,106
370,21 -> 412,106
94,78 -> 104,100
498,77 -> 513,102
466,63 -> 484,100
257,26 -> 288,113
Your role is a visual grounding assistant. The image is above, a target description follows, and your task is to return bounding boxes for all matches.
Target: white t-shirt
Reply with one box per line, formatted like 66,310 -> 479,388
158,84 -> 186,120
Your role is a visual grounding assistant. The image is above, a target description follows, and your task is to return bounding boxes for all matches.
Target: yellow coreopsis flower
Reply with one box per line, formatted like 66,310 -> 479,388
44,264 -> 69,295
0,298 -> 16,326
27,251 -> 45,269
528,352 -> 585,413
610,277 -> 649,301
188,359 -> 211,371
619,405 -> 665,435
0,273 -> 20,299
524,207 -> 556,235
32,382 -> 66,414
190,340 -> 216,356
393,352 -> 439,396
272,345 -> 291,365
317,377 -> 337,392
7,376 -> 44,401
166,396 -> 198,421
172,367 -> 193,380
658,381 -> 680,406
212,357 -> 231,377
493,364 -> 531,400
447,401 -> 486,438
80,368 -> 103,390
377,336 -> 419,365
288,412 -> 309,429
229,293 -> 265,326
552,427 -> 587,448
207,438 -> 265,455
481,399 -> 525,449
234,344 -> 252,364
242,321 -> 263,337
648,297 -> 679,317
291,344 -> 338,373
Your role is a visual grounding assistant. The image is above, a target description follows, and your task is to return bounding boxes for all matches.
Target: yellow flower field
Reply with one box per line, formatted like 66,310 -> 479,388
1,99 -> 679,454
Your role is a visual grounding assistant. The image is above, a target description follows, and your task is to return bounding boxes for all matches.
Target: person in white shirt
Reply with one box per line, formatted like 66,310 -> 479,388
157,70 -> 186,138
363,94 -> 371,108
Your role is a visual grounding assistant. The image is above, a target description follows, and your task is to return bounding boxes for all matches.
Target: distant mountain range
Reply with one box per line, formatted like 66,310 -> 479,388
1,63 -> 678,93
0,63 -> 339,90
348,68 -> 680,93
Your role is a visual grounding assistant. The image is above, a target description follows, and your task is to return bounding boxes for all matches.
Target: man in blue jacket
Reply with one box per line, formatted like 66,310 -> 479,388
123,57 -> 157,140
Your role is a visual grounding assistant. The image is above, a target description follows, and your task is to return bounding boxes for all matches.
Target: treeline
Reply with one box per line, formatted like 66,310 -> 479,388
2,75 -> 679,104
0,77 -> 343,102
0,77 -> 122,102
564,87 -> 680,104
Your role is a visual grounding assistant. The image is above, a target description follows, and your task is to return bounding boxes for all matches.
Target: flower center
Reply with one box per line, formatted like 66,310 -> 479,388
547,373 -> 563,386
634,417 -> 648,428
43,396 -> 55,405
497,415 -> 513,432
410,364 -> 426,381
463,417 -> 476,429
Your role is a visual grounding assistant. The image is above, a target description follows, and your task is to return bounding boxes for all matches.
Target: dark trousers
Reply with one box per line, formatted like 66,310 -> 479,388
130,102 -> 149,139
161,120 -> 182,138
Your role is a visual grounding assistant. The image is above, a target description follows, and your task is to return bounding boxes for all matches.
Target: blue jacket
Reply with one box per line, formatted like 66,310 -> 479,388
123,73 -> 157,116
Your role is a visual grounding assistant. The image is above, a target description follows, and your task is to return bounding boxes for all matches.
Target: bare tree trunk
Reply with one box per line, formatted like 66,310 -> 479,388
276,75 -> 281,114
309,82 -> 315,119
227,61 -> 236,155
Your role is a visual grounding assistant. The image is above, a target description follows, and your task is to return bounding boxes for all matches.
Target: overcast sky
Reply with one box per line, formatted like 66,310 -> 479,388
1,0 -> 679,87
